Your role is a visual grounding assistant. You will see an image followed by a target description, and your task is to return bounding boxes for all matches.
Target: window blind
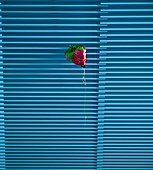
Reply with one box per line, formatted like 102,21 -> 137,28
0,0 -> 102,170
0,1 -> 6,169
1,0 -> 153,170
101,0 -> 153,170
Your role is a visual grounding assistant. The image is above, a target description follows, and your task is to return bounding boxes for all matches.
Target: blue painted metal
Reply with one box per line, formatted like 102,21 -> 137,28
0,0 -> 101,169
1,0 -> 153,169
101,0 -> 153,170
0,1 -> 6,170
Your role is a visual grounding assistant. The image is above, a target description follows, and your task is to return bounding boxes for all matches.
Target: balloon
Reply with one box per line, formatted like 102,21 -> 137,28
65,44 -> 87,127
65,45 -> 86,68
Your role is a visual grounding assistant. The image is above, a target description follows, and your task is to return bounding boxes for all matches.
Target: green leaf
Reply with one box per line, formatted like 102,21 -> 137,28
67,53 -> 73,62
65,44 -> 85,62
76,46 -> 84,50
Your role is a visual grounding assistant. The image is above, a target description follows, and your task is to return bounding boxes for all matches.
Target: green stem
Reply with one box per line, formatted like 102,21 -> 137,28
82,68 -> 86,128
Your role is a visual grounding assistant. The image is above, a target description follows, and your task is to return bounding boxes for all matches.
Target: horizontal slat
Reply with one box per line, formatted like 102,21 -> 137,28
102,45 -> 153,47
2,166 -> 95,169
103,103 -> 153,105
103,16 -> 153,18
0,68 -> 99,71
1,17 -> 100,20
0,160 -> 95,163
101,40 -> 153,42
0,30 -> 103,32
0,104 -> 97,106
1,166 -> 96,169
3,123 -> 96,126
101,28 -> 153,30
3,147 -> 153,150
1,53 -> 99,55
102,22 -> 153,24
3,99 -> 97,102
0,78 -> 99,80
3,136 -> 97,139
0,74 -> 99,76
2,41 -> 100,44
0,82 -> 97,85
100,9 -> 153,12
102,34 -> 153,36
3,96 -> 96,98
100,51 -> 153,53
2,23 -> 100,27
5,141 -> 96,144
102,56 -> 153,58
0,136 -> 91,140
102,2 -> 153,5
3,34 -> 153,38
1,11 -> 101,13
1,36 -> 99,38
1,5 -> 99,7
1,110 -> 96,115
0,47 -> 100,49
1,130 -> 96,133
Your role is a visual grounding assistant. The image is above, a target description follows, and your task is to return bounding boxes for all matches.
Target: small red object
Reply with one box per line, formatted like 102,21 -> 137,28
65,45 -> 86,68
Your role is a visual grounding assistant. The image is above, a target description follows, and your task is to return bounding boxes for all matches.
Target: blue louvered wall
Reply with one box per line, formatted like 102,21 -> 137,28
0,0 -> 101,170
101,1 -> 153,170
1,0 -> 153,170
0,1 -> 6,169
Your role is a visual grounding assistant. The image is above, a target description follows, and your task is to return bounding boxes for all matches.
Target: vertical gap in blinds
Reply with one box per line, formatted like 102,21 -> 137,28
1,0 -> 101,169
101,0 -> 153,170
0,1 -> 6,169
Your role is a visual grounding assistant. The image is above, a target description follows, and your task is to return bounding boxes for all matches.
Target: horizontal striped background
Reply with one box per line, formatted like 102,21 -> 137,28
1,0 -> 153,170
1,0 -> 101,170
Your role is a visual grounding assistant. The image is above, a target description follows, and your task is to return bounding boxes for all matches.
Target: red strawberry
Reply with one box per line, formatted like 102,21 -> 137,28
65,45 -> 86,68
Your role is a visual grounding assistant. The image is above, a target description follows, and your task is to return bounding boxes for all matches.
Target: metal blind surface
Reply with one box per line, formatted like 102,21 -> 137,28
1,0 -> 153,170
0,0 -> 101,170
101,0 -> 153,170
0,1 -> 6,169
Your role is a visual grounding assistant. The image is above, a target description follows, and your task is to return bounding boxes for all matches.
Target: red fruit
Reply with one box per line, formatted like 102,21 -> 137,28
65,45 -> 86,68
72,50 -> 86,67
